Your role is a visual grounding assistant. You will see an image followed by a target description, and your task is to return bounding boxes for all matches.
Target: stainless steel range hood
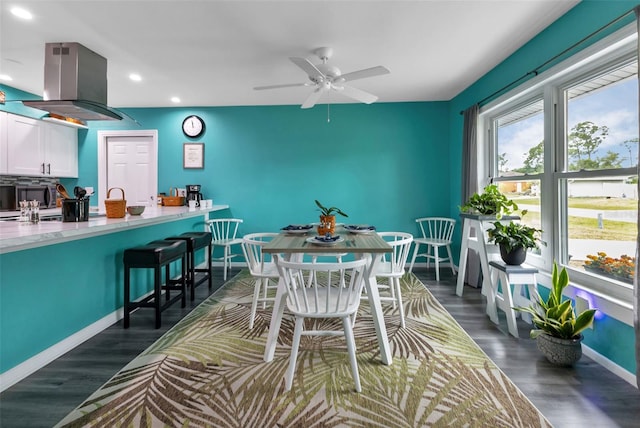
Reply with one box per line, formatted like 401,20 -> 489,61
23,43 -> 122,121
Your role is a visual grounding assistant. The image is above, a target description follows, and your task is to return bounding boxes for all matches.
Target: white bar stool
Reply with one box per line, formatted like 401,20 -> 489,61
487,260 -> 539,338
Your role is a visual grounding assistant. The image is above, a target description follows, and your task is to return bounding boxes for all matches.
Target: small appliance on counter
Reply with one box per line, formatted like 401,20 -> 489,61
186,184 -> 203,207
0,184 -> 57,211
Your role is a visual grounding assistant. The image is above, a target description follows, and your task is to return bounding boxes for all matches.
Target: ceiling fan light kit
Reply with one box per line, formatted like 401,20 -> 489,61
254,46 -> 389,110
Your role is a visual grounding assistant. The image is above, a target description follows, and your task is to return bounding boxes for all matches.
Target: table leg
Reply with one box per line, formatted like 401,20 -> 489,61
263,254 -> 286,362
361,253 -> 392,365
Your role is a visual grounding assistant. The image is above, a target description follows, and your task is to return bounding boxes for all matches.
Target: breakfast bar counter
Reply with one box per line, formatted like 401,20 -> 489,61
0,205 -> 229,254
0,203 -> 232,391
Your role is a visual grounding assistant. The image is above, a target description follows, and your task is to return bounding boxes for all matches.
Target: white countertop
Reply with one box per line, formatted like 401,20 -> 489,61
0,205 -> 229,254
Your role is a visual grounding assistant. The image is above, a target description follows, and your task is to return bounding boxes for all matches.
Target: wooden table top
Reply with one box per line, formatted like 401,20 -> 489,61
263,231 -> 391,254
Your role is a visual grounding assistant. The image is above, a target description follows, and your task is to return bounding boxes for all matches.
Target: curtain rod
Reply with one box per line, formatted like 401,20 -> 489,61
459,7 -> 636,115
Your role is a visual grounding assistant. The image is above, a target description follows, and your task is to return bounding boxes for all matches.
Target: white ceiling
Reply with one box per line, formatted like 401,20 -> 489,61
1,0 -> 579,109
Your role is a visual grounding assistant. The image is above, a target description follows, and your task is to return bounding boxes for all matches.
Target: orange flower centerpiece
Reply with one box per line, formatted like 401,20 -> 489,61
314,200 -> 348,235
584,252 -> 635,284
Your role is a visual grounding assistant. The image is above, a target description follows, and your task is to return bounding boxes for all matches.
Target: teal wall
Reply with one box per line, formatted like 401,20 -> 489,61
74,102 -> 451,236
448,0 -> 640,375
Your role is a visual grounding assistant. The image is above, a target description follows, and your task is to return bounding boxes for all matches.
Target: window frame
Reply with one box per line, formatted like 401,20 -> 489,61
478,23 -> 638,304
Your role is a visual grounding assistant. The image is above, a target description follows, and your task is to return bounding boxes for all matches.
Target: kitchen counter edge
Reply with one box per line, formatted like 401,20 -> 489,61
0,205 -> 229,254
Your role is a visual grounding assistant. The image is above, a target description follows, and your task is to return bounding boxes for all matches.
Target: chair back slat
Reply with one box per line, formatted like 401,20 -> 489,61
208,218 -> 243,242
276,259 -> 367,317
377,232 -> 413,274
241,233 -> 277,276
416,217 -> 456,243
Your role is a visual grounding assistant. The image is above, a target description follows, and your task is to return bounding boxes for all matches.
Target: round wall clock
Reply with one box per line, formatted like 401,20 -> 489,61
182,115 -> 205,138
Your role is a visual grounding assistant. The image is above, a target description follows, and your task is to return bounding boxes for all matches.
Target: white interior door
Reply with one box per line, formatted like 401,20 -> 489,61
98,130 -> 158,210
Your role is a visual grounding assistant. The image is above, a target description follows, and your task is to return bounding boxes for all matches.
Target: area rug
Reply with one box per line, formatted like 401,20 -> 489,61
56,271 -> 551,427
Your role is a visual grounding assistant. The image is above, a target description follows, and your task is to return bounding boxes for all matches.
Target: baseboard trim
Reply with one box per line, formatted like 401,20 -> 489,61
582,344 -> 638,388
0,309 -> 122,392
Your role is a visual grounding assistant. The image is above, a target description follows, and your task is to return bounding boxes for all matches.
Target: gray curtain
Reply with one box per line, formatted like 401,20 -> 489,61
635,6 -> 640,389
461,104 -> 481,287
461,104 -> 480,203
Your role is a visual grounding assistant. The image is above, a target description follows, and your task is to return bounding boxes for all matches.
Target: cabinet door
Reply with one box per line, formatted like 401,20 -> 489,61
7,115 -> 44,176
45,123 -> 78,178
0,112 -> 7,174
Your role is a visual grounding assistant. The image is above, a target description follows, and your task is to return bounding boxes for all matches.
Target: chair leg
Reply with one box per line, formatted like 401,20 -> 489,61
223,245 -> 229,281
434,246 -> 441,282
261,278 -> 268,309
446,245 -> 456,274
394,277 -> 406,328
285,316 -> 304,391
342,316 -> 361,392
249,278 -> 261,329
408,243 -> 420,273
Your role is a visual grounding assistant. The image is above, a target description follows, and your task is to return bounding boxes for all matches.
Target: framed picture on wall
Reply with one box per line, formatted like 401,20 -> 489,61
183,143 -> 204,169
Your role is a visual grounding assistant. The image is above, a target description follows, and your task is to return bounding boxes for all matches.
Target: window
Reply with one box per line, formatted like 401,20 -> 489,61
481,24 -> 638,301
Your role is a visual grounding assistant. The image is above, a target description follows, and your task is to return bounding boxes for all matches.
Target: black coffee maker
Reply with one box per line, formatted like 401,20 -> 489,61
186,184 -> 203,207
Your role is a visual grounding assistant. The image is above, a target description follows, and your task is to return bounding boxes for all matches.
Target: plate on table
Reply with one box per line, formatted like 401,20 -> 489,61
344,224 -> 376,234
281,224 -> 313,234
306,236 -> 344,246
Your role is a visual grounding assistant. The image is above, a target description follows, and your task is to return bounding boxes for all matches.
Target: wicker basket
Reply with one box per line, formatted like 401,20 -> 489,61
104,187 -> 126,218
162,187 -> 185,206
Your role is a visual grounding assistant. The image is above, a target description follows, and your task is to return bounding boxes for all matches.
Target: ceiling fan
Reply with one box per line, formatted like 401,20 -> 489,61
254,47 -> 390,109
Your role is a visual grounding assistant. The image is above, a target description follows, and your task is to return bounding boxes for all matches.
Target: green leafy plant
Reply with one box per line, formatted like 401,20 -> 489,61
460,184 -> 519,218
487,220 -> 543,253
515,262 -> 596,340
314,200 -> 348,217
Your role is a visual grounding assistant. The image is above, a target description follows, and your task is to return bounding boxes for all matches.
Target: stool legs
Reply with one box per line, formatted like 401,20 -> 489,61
124,252 -> 186,329
124,265 -> 131,329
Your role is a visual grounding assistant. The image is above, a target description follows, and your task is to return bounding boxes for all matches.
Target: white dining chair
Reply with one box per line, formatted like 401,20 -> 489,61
275,257 -> 368,392
371,232 -> 413,328
241,233 -> 280,329
206,218 -> 243,281
408,217 -> 456,281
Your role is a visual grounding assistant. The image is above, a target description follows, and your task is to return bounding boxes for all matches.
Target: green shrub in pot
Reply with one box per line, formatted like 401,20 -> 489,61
515,262 -> 596,366
459,184 -> 519,218
516,262 -> 596,340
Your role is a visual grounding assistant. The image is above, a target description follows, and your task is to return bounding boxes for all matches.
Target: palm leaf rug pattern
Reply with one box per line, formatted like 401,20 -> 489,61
57,271 -> 552,427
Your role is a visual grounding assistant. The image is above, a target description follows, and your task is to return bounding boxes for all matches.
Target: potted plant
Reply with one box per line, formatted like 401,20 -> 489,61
314,200 -> 348,235
459,184 -> 519,218
515,262 -> 596,366
487,218 -> 543,265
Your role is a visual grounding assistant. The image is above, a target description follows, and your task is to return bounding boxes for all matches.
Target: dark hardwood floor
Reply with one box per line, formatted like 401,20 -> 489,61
1,267 -> 639,427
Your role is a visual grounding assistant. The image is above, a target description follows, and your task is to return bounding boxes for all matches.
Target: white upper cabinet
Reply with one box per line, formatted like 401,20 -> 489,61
45,122 -> 78,177
1,112 -> 78,178
0,112 -> 7,174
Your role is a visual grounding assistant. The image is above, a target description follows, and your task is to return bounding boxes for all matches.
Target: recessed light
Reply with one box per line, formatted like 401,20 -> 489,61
0,74 -> 13,81
11,7 -> 33,20
129,73 -> 142,82
171,97 -> 181,103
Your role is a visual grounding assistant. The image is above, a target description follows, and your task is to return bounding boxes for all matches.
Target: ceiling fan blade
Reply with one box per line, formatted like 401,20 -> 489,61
290,57 -> 324,79
339,66 -> 390,83
301,86 -> 327,109
253,83 -> 308,90
335,84 -> 378,104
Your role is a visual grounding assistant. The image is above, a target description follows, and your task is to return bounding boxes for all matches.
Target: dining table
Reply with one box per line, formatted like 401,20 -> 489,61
262,226 -> 394,365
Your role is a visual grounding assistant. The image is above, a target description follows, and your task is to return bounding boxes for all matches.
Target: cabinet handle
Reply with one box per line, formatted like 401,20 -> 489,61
47,163 -> 51,175
41,163 -> 45,174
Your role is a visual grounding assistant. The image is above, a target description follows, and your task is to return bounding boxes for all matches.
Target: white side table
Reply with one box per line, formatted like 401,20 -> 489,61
455,213 -> 520,297
487,260 -> 539,338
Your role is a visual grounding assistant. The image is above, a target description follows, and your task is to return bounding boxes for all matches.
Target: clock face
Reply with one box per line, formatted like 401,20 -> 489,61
182,115 -> 205,138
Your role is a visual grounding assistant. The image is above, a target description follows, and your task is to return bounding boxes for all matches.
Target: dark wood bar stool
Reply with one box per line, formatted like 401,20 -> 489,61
166,231 -> 213,300
123,239 -> 187,329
